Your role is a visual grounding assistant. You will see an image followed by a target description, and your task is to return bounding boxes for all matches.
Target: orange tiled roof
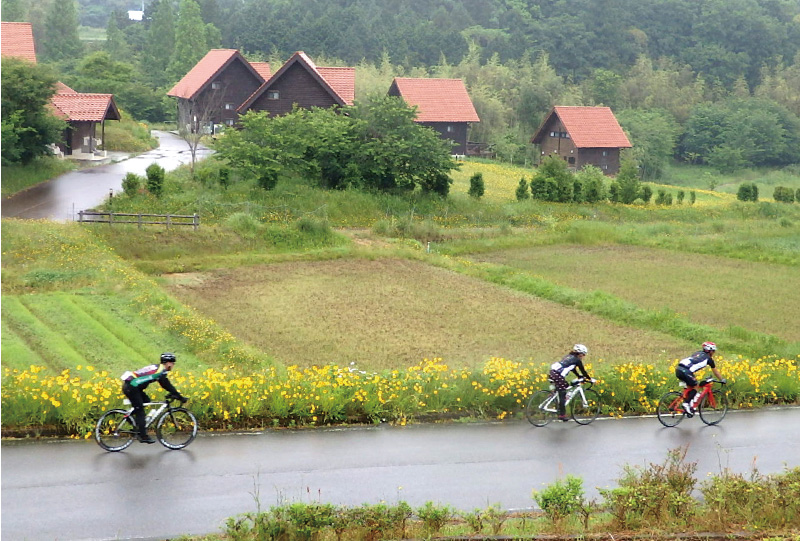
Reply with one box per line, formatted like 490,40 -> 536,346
250,61 -> 272,81
167,49 -> 267,100
533,106 -> 632,148
240,51 -> 355,111
1,22 -> 37,63
50,93 -> 121,122
390,78 -> 479,123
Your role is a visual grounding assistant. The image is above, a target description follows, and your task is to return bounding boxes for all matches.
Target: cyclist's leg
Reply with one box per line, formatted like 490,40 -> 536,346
123,383 -> 151,442
549,370 -> 568,419
676,367 -> 698,413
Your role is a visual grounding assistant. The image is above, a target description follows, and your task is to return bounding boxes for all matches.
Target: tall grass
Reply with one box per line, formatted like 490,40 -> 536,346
1,156 -> 75,197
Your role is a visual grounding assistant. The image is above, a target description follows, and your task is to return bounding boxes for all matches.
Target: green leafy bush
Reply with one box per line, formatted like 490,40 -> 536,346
145,162 -> 165,197
468,172 -> 485,199
532,475 -> 586,524
121,172 -> 141,197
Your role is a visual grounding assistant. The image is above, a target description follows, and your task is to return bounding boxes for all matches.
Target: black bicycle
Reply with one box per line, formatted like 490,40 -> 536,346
95,394 -> 198,451
525,379 -> 602,427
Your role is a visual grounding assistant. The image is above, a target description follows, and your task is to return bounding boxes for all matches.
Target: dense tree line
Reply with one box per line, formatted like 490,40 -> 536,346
3,0 -> 800,174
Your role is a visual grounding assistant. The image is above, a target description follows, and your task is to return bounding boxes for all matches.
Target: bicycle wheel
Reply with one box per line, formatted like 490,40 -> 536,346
95,409 -> 136,452
156,408 -> 198,449
525,390 -> 556,427
699,387 -> 728,426
570,389 -> 601,425
656,391 -> 686,427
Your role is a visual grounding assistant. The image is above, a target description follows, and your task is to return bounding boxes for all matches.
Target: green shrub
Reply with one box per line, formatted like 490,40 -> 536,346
532,475 -> 586,524
640,184 -> 653,203
416,501 -> 452,535
689,190 -> 696,205
468,172 -> 485,199
225,212 -> 263,239
145,162 -> 165,197
121,172 -> 141,197
737,182 -> 759,202
600,447 -> 696,530
515,177 -> 529,201
773,186 -> 795,203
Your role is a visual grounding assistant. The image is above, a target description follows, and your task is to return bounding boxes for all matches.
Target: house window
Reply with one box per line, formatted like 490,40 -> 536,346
446,125 -> 454,133
602,164 -> 608,170
225,103 -> 235,110
267,90 -> 280,100
602,150 -> 609,156
550,131 -> 556,137
564,133 -> 570,138
211,81 -> 222,90
226,119 -> 235,126
568,157 -> 575,164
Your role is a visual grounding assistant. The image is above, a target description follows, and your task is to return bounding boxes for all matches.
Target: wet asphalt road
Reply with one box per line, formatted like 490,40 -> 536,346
1,131 -> 211,222
2,408 -> 798,541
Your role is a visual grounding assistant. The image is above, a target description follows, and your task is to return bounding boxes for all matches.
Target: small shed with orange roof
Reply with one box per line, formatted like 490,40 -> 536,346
388,78 -> 479,155
239,51 -> 355,117
531,106 -> 632,176
1,21 -> 121,159
167,49 -> 270,131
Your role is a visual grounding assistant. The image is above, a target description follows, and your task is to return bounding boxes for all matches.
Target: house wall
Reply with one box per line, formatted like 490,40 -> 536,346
60,122 -> 95,155
248,63 -> 339,116
178,58 -> 263,129
536,116 -> 621,176
420,122 -> 469,155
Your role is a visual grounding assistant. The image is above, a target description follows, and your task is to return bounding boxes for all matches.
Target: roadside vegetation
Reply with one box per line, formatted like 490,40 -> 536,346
175,448 -> 800,540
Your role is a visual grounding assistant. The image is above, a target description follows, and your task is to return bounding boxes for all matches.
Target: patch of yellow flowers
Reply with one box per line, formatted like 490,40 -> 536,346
2,355 -> 797,438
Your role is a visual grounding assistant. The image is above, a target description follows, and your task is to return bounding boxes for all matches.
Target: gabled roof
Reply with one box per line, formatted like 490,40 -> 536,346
167,49 -> 268,100
1,22 -> 37,63
250,62 -> 272,81
389,78 -> 479,123
531,106 -> 632,148
239,51 -> 355,112
50,93 -> 121,122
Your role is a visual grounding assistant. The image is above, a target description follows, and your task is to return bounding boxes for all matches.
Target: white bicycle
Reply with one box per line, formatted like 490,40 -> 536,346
525,379 -> 602,426
95,394 -> 198,451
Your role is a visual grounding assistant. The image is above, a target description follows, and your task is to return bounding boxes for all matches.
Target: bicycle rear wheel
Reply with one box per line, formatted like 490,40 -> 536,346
699,387 -> 728,425
156,408 -> 198,449
525,390 -> 556,427
571,389 -> 601,425
95,409 -> 136,451
656,391 -> 685,427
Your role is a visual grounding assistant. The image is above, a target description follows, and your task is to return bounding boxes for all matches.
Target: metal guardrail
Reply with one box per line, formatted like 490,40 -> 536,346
77,211 -> 200,230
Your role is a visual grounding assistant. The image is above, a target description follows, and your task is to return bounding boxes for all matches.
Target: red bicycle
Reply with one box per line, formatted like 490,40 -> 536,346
657,378 -> 728,427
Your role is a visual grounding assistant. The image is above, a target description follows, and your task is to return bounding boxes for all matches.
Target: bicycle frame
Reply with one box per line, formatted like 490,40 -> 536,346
121,400 -> 170,429
540,382 -> 589,412
669,379 -> 718,412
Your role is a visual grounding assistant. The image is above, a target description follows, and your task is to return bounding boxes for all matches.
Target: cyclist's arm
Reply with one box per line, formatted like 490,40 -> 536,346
575,361 -> 591,380
711,367 -> 724,381
157,375 -> 180,396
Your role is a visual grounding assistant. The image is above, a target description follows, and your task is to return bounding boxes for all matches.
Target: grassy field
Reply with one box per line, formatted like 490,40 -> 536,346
164,257 -> 692,370
471,244 -> 800,343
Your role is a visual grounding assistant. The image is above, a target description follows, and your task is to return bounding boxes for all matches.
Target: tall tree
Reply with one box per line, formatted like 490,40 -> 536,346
143,0 -> 177,87
104,13 -> 131,59
1,57 -> 65,164
168,0 -> 211,83
1,0 -> 26,21
40,0 -> 83,62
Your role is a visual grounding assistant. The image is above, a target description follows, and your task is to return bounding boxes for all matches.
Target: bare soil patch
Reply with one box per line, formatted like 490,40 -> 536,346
165,258 -> 692,370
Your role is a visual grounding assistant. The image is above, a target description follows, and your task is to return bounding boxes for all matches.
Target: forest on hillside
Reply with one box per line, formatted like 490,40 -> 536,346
3,0 -> 800,174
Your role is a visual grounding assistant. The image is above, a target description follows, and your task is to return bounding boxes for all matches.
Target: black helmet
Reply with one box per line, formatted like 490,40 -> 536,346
160,352 -> 176,364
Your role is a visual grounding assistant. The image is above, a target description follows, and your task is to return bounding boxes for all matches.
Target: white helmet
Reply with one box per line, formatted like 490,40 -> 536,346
573,344 -> 588,355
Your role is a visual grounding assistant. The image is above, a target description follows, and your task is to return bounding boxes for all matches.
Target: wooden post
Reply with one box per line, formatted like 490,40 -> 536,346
78,211 -> 84,223
166,214 -> 171,229
193,213 -> 199,231
138,213 -> 142,230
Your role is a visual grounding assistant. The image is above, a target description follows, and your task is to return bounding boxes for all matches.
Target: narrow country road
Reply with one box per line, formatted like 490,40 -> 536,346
1,131 -> 211,222
2,408 -> 798,541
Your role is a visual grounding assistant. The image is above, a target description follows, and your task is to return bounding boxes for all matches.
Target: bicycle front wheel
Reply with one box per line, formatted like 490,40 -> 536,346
525,390 -> 556,427
156,408 -> 198,449
95,409 -> 136,452
571,389 -> 601,425
699,388 -> 728,425
656,391 -> 685,427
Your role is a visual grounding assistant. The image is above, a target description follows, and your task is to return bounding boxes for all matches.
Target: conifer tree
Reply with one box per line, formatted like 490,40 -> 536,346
143,0 -> 177,87
41,0 -> 83,62
168,0 -> 210,83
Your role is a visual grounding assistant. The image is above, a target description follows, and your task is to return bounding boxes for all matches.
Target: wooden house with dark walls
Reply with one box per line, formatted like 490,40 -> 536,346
1,22 -> 121,160
388,78 -> 480,156
167,49 -> 271,132
238,51 -> 355,117
531,106 -> 632,175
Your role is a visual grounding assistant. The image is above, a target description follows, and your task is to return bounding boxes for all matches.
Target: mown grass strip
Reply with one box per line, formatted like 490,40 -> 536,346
1,296 -> 86,371
427,254 -> 795,359
1,320 -> 46,368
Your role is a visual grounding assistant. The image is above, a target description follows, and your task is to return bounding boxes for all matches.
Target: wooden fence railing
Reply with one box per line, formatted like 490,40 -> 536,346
77,211 -> 200,230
